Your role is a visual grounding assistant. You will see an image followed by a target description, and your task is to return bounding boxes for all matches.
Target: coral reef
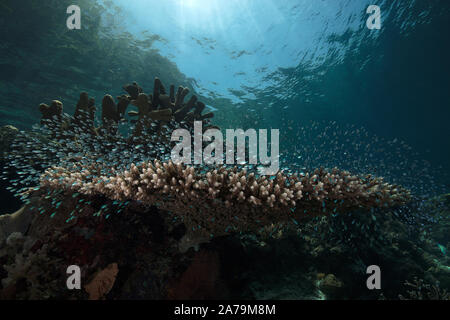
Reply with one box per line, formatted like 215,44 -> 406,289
11,77 -> 411,241
0,199 -> 181,299
0,183 -> 447,300
213,196 -> 450,300
35,77 -> 216,141
1,77 -> 444,301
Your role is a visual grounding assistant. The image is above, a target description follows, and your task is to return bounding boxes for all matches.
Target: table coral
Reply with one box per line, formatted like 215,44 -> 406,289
40,160 -> 410,238
12,78 -> 412,241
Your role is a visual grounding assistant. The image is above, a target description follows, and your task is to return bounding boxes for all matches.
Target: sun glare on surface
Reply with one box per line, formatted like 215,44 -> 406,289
179,0 -> 199,8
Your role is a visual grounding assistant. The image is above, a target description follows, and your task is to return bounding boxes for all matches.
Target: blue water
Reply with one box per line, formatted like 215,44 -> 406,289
0,0 -> 449,301
8,1 -> 450,175
103,0 -> 450,185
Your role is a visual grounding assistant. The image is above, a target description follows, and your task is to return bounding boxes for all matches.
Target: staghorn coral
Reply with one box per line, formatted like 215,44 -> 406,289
39,159 -> 410,238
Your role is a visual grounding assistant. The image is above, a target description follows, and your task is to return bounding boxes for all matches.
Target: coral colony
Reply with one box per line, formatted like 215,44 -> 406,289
4,78 -> 411,240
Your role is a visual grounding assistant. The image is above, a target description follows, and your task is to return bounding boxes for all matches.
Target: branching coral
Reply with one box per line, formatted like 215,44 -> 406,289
4,78 -> 216,193
40,160 -> 410,238
38,77 -> 215,137
9,77 -> 411,240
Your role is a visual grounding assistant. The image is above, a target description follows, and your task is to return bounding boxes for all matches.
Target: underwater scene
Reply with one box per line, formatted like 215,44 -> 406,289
0,0 -> 449,303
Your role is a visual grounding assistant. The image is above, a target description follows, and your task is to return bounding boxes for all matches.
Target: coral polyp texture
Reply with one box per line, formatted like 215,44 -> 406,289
4,77 -> 411,239
40,160 -> 410,237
